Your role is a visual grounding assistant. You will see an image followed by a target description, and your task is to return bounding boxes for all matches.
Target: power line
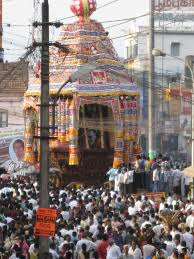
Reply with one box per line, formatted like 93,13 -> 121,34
51,0 -> 120,23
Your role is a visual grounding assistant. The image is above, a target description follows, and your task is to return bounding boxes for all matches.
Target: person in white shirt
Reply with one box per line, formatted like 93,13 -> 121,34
128,202 -> 137,216
153,222 -> 164,240
185,201 -> 194,212
159,197 -> 165,212
174,234 -> 184,254
49,243 -> 59,259
9,252 -> 20,259
76,233 -> 96,254
106,167 -> 118,190
128,240 -> 142,259
107,239 -> 121,259
153,165 -> 161,192
114,170 -> 120,192
186,211 -> 194,229
68,197 -> 78,209
89,221 -> 98,235
166,194 -> 173,206
183,227 -> 194,252
142,240 -> 155,259
172,166 -> 182,195
60,208 -> 70,221
119,245 -> 134,259
170,227 -> 183,243
135,196 -> 143,212
124,168 -> 134,195
164,234 -> 176,257
118,170 -> 125,196
141,216 -> 152,230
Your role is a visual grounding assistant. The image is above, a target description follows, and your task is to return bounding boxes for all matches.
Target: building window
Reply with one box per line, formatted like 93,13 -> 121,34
171,42 -> 180,57
132,44 -> 138,57
0,110 -> 8,128
126,42 -> 138,59
126,46 -> 129,58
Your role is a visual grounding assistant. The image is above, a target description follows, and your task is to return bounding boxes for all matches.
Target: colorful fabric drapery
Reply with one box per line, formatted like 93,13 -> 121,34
24,109 -> 35,164
49,101 -> 54,138
49,99 -> 58,149
122,100 -> 130,164
37,107 -> 41,162
65,99 -> 70,142
112,118 -> 124,168
112,98 -> 123,168
68,99 -> 79,165
57,98 -> 62,141
60,98 -> 66,143
112,97 -> 139,167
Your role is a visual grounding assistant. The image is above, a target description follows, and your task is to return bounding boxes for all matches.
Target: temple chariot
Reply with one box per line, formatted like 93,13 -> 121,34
23,0 -> 140,185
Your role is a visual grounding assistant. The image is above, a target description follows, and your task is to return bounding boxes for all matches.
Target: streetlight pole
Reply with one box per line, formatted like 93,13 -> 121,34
185,56 -> 194,166
148,0 -> 155,155
185,56 -> 194,198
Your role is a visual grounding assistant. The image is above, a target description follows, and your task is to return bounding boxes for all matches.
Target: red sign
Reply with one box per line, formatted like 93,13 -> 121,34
182,89 -> 191,115
170,88 -> 180,97
34,208 -> 57,237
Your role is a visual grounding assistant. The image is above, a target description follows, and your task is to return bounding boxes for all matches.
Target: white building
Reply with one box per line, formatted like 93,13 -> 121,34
125,23 -> 194,75
124,19 -> 194,160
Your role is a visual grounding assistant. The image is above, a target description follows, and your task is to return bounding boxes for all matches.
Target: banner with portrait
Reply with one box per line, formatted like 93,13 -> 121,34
0,137 -> 35,177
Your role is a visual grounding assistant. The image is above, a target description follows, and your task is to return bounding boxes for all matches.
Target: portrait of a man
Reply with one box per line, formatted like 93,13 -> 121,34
12,139 -> 24,162
9,138 -> 24,163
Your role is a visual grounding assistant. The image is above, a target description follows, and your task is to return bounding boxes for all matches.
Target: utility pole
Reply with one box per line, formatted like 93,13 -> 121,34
185,57 -> 194,163
39,0 -> 50,255
185,56 -> 194,197
0,0 -> 4,62
148,0 -> 155,156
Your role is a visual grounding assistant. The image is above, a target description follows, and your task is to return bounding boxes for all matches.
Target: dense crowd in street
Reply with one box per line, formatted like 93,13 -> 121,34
0,155 -> 194,258
106,155 -> 191,196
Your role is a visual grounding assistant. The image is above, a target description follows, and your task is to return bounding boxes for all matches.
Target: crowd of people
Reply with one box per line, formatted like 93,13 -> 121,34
0,155 -> 193,258
106,155 -> 191,196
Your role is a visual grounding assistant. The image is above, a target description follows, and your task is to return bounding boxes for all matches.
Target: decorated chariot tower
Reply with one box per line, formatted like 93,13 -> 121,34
23,0 -> 140,185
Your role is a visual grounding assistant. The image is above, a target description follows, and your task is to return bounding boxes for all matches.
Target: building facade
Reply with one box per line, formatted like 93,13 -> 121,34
124,22 -> 194,161
0,61 -> 28,164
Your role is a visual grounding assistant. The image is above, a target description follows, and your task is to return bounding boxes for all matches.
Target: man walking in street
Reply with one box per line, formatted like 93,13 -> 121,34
153,165 -> 161,192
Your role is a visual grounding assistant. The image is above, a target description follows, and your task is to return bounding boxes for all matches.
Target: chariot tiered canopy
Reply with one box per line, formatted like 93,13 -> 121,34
24,0 -> 140,171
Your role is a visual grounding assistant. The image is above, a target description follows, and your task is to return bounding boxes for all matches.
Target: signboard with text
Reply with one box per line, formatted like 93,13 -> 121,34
155,0 -> 194,11
34,208 -> 57,237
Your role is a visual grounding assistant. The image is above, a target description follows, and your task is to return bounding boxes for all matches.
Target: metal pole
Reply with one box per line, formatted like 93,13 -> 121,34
191,73 -> 194,198
191,76 -> 194,166
39,0 -> 49,255
185,56 -> 194,165
0,0 -> 2,48
148,0 -> 155,155
0,0 -> 4,62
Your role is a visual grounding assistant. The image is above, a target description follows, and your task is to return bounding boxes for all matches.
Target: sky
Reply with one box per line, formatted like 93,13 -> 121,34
2,0 -> 148,61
